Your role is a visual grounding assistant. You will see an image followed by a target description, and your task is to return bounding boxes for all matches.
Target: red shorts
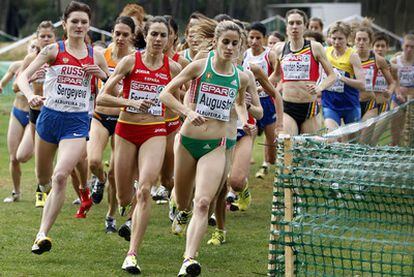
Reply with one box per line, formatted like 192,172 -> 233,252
165,116 -> 181,135
115,121 -> 167,148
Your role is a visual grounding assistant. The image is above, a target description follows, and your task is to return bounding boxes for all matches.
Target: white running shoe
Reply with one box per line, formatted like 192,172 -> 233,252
3,192 -> 20,203
122,254 -> 141,274
177,258 -> 201,277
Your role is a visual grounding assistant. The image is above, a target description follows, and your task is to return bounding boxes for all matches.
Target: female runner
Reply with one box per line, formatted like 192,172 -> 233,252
17,1 -> 109,254
97,16 -> 181,273
160,20 -> 253,276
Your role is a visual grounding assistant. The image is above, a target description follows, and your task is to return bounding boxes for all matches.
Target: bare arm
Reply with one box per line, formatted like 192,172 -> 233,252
342,52 -> 365,91
234,71 -> 256,135
16,44 -> 57,106
160,59 -> 206,125
245,70 -> 263,120
312,42 -> 336,93
0,61 -> 21,93
377,56 -> 395,97
97,55 -> 138,108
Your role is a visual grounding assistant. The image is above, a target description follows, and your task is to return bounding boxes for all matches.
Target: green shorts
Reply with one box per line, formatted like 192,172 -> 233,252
226,137 -> 237,150
179,134 -> 226,160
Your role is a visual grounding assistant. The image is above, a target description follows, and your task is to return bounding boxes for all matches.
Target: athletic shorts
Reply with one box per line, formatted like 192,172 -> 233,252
179,134 -> 226,160
36,106 -> 90,144
256,96 -> 276,130
165,116 -> 181,135
391,93 -> 405,106
29,108 -> 41,125
322,107 -> 361,126
12,107 -> 29,127
115,121 -> 167,149
360,99 -> 377,118
283,100 -> 319,127
93,112 -> 119,136
226,137 -> 237,150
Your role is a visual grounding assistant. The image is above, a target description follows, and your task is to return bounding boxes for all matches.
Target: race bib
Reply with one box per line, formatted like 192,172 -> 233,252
373,71 -> 387,92
327,68 -> 346,93
282,53 -> 311,80
125,81 -> 163,115
195,82 -> 237,121
364,66 -> 375,91
399,67 -> 414,88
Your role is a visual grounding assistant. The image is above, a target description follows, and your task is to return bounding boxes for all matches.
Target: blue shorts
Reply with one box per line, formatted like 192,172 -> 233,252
323,107 -> 361,126
36,106 -> 90,144
256,96 -> 276,130
12,107 -> 29,127
391,93 -> 405,106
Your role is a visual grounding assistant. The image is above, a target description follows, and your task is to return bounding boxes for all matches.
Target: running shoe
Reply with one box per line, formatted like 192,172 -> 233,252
122,254 -> 141,274
105,216 -> 117,233
207,228 -> 226,246
169,198 -> 177,222
119,203 -> 132,217
172,210 -> 192,236
118,219 -> 131,241
3,192 -> 20,203
31,236 -> 52,255
91,173 -> 107,204
234,185 -> 251,211
208,213 -> 217,226
72,198 -> 81,205
35,185 -> 48,208
226,193 -> 238,211
255,165 -> 268,179
75,187 -> 93,218
177,258 -> 201,277
150,185 -> 158,199
154,185 -> 169,204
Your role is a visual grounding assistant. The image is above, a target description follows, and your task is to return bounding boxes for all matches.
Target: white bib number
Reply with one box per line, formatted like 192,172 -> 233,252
125,81 -> 163,115
282,54 -> 311,80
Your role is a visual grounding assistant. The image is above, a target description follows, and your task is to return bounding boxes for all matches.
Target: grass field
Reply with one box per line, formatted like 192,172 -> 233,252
0,94 -> 274,276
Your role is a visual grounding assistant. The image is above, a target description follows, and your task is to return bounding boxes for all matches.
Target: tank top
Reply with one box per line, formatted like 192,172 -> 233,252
242,47 -> 273,98
396,56 -> 414,88
280,40 -> 320,83
373,59 -> 390,92
322,46 -> 359,110
361,51 -> 379,91
183,49 -> 193,62
43,40 -> 94,112
172,53 -> 180,62
122,51 -> 171,116
189,51 -> 240,122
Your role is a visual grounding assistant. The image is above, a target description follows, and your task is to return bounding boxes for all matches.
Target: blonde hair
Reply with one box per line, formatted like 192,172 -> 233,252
214,20 -> 242,41
190,18 -> 218,52
328,21 -> 352,38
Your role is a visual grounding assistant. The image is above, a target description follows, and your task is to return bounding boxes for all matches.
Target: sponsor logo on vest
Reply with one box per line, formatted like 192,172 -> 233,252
200,82 -> 234,97
231,79 -> 237,86
136,69 -> 150,74
155,72 -> 168,80
63,57 -> 69,64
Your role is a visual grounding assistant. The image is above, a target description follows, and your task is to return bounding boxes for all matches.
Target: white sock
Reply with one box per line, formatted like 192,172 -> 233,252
262,161 -> 270,168
39,182 -> 51,193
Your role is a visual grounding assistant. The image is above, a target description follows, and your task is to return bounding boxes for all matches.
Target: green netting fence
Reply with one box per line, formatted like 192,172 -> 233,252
268,100 -> 414,276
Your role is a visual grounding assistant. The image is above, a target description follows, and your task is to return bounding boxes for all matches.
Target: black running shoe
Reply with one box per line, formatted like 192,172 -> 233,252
118,219 -> 131,241
91,174 -> 106,204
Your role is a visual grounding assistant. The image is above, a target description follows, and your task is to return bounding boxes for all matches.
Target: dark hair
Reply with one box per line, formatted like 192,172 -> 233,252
62,1 -> 91,21
373,32 -> 390,46
143,16 -> 169,37
214,14 -> 233,22
164,15 -> 179,44
269,31 -> 285,42
285,9 -> 308,26
304,30 -> 325,44
309,17 -> 324,30
247,21 -> 267,37
114,16 -> 136,34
